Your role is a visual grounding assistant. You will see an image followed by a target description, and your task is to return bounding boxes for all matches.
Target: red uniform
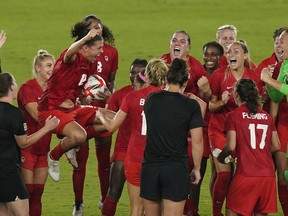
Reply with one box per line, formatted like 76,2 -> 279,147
91,43 -> 118,108
225,104 -> 277,215
38,49 -> 97,135
17,79 -> 52,155
121,85 -> 161,186
38,50 -> 94,111
256,53 -> 278,112
267,61 -> 288,153
161,53 -> 207,94
209,66 -> 263,151
108,85 -> 133,160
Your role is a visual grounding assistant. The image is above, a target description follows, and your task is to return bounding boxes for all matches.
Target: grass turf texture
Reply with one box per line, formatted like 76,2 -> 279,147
1,0 -> 287,215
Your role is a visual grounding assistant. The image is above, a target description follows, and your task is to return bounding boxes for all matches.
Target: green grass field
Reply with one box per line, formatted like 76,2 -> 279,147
1,0 -> 287,215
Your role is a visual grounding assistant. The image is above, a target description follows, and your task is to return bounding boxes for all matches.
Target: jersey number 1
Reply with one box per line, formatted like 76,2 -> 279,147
248,123 -> 268,149
141,111 -> 147,135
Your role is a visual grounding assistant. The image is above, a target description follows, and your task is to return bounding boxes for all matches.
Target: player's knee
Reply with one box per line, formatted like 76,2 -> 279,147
71,131 -> 87,146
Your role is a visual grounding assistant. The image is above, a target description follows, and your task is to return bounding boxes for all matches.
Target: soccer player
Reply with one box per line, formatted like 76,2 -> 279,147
261,28 -> 288,216
208,41 -> 263,216
161,30 -> 211,215
217,78 -> 280,216
97,59 -> 168,216
101,58 -> 148,216
161,30 -> 210,98
37,21 -> 115,183
140,58 -> 204,216
17,50 -> 55,216
216,25 -> 256,70
187,41 -> 224,216
0,72 -> 59,216
70,15 -> 119,215
256,27 -> 287,112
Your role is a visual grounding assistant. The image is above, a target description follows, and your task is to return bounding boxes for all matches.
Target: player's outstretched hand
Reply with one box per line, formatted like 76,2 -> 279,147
0,30 -> 7,48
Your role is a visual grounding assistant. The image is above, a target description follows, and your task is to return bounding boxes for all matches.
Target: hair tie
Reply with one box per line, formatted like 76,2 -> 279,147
138,72 -> 147,83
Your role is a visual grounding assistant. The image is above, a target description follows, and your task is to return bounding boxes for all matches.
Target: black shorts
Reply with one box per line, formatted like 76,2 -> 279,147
140,160 -> 189,201
0,173 -> 29,202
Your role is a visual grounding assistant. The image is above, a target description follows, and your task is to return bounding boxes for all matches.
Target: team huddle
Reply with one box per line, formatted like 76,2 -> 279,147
0,14 -> 288,216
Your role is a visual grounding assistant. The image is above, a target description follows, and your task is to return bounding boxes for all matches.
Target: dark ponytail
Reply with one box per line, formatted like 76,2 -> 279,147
235,78 -> 260,114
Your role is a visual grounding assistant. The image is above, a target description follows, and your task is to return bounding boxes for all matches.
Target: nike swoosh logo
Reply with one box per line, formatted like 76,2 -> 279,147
226,86 -> 234,90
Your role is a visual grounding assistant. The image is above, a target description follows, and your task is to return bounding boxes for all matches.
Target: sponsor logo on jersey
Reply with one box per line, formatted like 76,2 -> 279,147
105,56 -> 109,61
21,156 -> 25,163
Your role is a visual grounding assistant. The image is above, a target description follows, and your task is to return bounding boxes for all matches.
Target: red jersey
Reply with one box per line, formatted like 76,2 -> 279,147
92,43 -> 118,82
268,61 -> 288,125
256,53 -> 278,75
17,79 -> 52,154
161,53 -> 207,94
209,66 -> 263,132
120,85 -> 161,163
108,85 -> 133,152
225,104 -> 276,176
38,50 -> 94,111
91,43 -> 118,108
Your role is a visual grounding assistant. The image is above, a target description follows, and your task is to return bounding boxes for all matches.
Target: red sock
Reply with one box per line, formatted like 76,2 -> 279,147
96,145 -> 111,200
50,142 -> 66,161
102,196 -> 118,216
26,184 -> 34,213
183,197 -> 197,215
73,145 -> 89,203
212,172 -> 231,216
29,184 -> 44,216
278,183 -> 288,216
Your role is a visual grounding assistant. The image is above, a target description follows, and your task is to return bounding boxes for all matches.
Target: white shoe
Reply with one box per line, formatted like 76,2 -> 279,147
48,155 -> 60,181
65,148 -> 78,168
98,198 -> 103,210
72,203 -> 84,216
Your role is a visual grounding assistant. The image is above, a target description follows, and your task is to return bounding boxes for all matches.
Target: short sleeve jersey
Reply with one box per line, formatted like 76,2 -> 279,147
90,43 -> 119,108
38,49 -> 94,111
143,91 -> 204,162
120,85 -> 161,163
209,66 -> 263,132
92,43 -> 118,83
266,61 -> 288,125
225,104 -> 276,176
161,53 -> 207,94
17,79 -> 52,154
107,85 -> 133,152
256,53 -> 278,75
0,102 -> 26,178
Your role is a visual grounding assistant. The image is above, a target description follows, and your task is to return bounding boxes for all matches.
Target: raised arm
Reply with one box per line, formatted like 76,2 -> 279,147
64,28 -> 101,64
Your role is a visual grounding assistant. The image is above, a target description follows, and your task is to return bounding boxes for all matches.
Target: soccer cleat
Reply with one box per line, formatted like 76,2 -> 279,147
98,198 -> 103,210
65,148 -> 78,168
48,155 -> 60,182
72,203 -> 84,216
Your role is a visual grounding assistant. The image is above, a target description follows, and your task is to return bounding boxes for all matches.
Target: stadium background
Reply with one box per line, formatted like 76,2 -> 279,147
1,0 -> 287,215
